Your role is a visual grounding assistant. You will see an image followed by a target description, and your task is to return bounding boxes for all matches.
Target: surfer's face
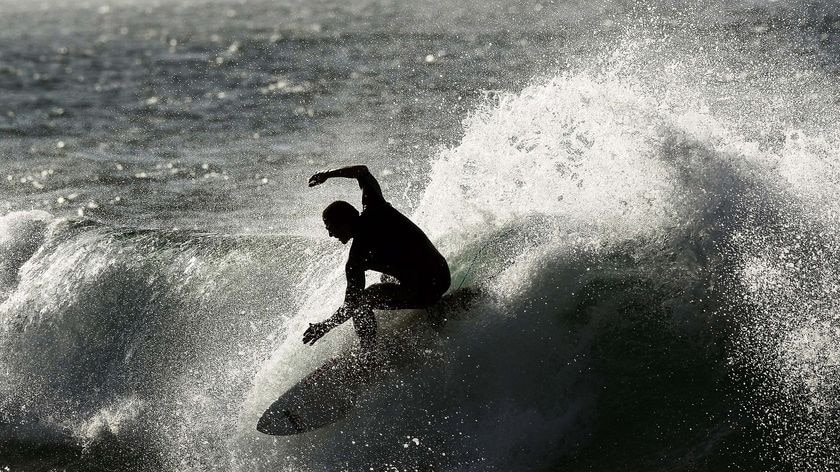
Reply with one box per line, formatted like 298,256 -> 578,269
324,218 -> 352,244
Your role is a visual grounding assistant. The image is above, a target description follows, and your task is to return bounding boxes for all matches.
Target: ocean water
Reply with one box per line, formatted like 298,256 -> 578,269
2,0 -> 840,470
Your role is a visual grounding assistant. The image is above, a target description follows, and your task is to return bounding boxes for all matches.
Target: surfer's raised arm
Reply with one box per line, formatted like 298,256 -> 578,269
308,165 -> 386,208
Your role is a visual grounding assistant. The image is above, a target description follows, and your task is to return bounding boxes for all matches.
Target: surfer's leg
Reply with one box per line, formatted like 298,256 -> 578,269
349,283 -> 416,351
362,282 -> 431,310
351,305 -> 377,351
354,283 -> 448,346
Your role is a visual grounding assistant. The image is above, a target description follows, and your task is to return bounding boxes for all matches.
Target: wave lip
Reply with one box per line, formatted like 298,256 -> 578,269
0,210 -> 53,294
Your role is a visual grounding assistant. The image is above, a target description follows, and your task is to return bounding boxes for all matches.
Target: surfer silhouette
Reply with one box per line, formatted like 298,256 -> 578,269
303,165 -> 450,351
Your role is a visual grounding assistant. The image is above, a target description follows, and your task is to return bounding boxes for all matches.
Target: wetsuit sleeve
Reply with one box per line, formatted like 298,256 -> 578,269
311,165 -> 387,209
357,167 -> 387,209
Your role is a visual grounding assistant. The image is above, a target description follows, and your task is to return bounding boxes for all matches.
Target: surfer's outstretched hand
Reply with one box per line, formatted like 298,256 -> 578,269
303,321 -> 331,345
308,172 -> 328,187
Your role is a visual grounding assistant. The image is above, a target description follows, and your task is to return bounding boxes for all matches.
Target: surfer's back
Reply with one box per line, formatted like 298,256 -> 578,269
352,203 -> 449,287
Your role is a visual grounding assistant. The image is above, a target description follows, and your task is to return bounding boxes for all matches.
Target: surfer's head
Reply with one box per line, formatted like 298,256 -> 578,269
322,200 -> 358,244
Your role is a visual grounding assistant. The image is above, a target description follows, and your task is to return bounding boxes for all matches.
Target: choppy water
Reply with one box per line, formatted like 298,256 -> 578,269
2,0 -> 840,470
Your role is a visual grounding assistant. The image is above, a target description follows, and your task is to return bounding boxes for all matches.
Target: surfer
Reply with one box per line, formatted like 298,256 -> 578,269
303,165 -> 450,351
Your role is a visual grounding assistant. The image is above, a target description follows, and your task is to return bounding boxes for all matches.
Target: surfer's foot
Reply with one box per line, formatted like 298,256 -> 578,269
354,348 -> 379,383
439,286 -> 482,312
360,336 -> 376,352
426,306 -> 447,332
451,286 -> 482,310
427,286 -> 482,331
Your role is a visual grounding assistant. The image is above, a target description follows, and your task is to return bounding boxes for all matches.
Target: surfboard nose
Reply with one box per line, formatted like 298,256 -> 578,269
257,406 -> 305,435
256,411 -> 275,434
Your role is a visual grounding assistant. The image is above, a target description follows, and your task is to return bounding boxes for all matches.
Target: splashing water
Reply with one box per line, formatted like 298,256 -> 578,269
3,3 -> 840,471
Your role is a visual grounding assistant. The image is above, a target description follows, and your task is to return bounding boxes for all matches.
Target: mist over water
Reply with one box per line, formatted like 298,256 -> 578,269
2,0 -> 840,470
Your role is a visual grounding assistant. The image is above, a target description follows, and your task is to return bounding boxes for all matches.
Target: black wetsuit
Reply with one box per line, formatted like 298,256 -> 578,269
349,202 -> 450,306
344,175 -> 450,348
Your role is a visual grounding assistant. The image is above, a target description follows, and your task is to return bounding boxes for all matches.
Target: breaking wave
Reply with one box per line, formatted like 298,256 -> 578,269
4,8 -> 840,471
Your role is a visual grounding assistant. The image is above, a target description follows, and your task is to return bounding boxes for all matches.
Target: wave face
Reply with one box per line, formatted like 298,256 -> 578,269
0,212 -> 334,470
3,1 -> 840,471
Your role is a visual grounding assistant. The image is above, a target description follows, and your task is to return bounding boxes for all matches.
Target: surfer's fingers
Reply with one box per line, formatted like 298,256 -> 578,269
303,322 -> 327,345
307,331 -> 325,345
308,173 -> 326,186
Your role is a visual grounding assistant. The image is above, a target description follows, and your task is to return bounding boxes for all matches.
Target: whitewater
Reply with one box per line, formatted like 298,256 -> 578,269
2,0 -> 840,470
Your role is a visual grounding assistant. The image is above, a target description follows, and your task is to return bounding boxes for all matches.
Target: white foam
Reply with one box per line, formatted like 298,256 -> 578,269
75,396 -> 147,445
0,211 -> 53,293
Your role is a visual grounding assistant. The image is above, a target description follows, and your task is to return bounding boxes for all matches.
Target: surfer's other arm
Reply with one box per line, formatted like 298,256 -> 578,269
308,165 -> 386,207
302,256 -> 366,346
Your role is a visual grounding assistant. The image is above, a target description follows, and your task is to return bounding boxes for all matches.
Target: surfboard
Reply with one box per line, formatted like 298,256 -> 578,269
256,287 -> 480,436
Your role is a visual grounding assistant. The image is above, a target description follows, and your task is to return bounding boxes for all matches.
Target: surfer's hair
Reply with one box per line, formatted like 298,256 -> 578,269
323,200 -> 359,224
